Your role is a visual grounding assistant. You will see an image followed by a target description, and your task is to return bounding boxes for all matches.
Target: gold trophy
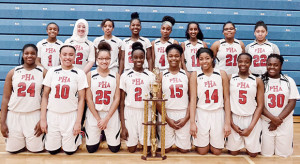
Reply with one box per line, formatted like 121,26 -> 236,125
142,68 -> 167,160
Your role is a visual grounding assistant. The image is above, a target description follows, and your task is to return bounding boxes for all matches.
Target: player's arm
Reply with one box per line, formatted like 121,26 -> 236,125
118,46 -> 122,73
151,41 -> 155,65
40,86 -> 51,133
83,46 -> 96,74
146,47 -> 153,71
119,50 -> 125,75
180,42 -> 188,72
210,41 -> 220,59
73,88 -> 86,135
119,89 -> 128,140
240,41 -> 245,53
85,72 -> 101,122
203,41 -> 208,48
221,70 -> 231,137
189,71 -> 197,138
35,57 -> 44,68
0,69 -> 14,137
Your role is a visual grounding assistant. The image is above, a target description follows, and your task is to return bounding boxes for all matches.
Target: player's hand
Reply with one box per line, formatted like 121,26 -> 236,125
174,118 -> 187,129
40,119 -> 48,134
34,120 -> 43,137
240,127 -> 252,137
121,127 -> 129,141
224,123 -> 231,138
73,122 -> 81,136
1,122 -> 9,138
231,123 -> 242,135
190,122 -> 197,138
268,122 -> 278,131
167,118 -> 179,130
98,117 -> 109,130
271,116 -> 283,127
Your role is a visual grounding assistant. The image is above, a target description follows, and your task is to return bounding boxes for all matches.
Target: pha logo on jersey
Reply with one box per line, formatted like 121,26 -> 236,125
98,81 -> 111,88
58,76 -> 70,83
169,78 -> 182,83
21,74 -> 34,81
204,80 -> 216,88
132,78 -> 144,85
226,47 -> 237,53
74,45 -> 83,51
269,85 -> 283,92
255,48 -> 265,53
190,48 -> 198,54
237,82 -> 250,89
157,47 -> 166,53
46,48 -> 56,53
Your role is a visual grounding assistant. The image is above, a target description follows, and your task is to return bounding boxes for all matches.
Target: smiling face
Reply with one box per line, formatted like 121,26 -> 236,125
23,46 -> 37,65
237,54 -> 252,74
161,24 -> 172,38
47,23 -> 59,39
97,51 -> 111,70
132,49 -> 145,70
188,23 -> 199,39
223,23 -> 236,39
167,48 -> 181,68
199,52 -> 213,70
102,21 -> 114,36
60,47 -> 75,68
254,26 -> 268,43
267,57 -> 281,78
130,19 -> 141,35
77,23 -> 86,37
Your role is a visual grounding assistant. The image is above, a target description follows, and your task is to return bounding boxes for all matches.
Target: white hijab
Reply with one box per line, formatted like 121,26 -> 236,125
70,19 -> 89,43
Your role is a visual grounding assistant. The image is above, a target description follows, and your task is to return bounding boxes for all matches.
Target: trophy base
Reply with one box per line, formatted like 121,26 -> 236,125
141,152 -> 167,161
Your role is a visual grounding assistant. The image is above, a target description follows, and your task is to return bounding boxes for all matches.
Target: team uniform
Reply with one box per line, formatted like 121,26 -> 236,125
119,69 -> 155,147
226,74 -> 262,153
153,38 -> 175,72
85,70 -> 120,147
193,68 -> 225,149
158,69 -> 190,149
6,65 -> 44,152
65,39 -> 95,70
43,66 -> 88,152
121,37 -> 151,71
261,75 -> 300,157
93,36 -> 123,73
183,40 -> 205,72
215,39 -> 243,74
246,40 -> 280,76
37,39 -> 63,70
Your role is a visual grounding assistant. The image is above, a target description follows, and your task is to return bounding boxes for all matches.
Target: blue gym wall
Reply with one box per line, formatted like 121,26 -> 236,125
0,0 -> 299,114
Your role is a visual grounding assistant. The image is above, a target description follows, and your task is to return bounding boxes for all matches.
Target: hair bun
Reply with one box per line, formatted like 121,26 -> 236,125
98,42 -> 111,51
132,42 -> 143,50
162,16 -> 175,26
131,12 -> 139,19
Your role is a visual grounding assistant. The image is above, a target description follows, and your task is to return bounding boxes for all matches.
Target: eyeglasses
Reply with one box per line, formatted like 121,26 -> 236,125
224,28 -> 235,31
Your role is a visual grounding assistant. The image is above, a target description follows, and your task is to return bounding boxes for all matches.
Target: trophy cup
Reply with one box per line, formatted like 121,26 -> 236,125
142,68 -> 167,160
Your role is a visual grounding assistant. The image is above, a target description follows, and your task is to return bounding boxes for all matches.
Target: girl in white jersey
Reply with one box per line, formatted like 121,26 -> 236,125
120,12 -> 153,73
190,48 -> 231,155
246,21 -> 280,76
157,44 -> 190,153
36,22 -> 63,70
1,44 -> 46,153
211,21 -> 245,75
93,19 -> 122,74
40,45 -> 88,155
181,22 -> 207,72
261,54 -> 300,157
65,19 -> 95,74
226,53 -> 264,157
120,42 -> 155,153
152,16 -> 179,72
85,42 -> 121,153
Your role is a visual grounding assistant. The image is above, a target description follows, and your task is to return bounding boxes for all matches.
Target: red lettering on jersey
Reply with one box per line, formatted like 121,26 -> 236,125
21,74 -> 34,81
237,82 -> 250,89
46,48 -> 56,53
74,45 -> 83,51
169,78 -> 182,83
157,47 -> 165,53
190,48 -> 198,54
255,48 -> 265,53
226,47 -> 237,53
132,78 -> 144,85
204,80 -> 216,88
270,86 -> 283,92
98,81 -> 111,88
58,76 -> 70,83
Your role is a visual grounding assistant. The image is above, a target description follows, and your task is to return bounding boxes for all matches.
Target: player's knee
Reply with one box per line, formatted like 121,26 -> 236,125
177,147 -> 189,153
86,143 -> 100,153
196,147 -> 209,155
108,144 -> 121,153
229,150 -> 239,156
8,147 -> 25,154
210,146 -> 222,155
128,146 -> 137,153
48,148 -> 61,155
248,152 -> 258,158
64,150 -> 76,155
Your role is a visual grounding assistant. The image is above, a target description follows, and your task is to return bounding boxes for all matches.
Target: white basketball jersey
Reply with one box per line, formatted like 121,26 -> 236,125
246,40 -> 280,75
162,69 -> 189,110
43,66 -> 88,113
263,75 -> 300,119
121,37 -> 151,70
154,38 -> 174,70
230,74 -> 257,116
65,39 -> 95,70
216,39 -> 242,74
89,69 -> 117,112
93,35 -> 122,70
119,69 -> 155,108
8,65 -> 44,112
37,39 -> 63,70
196,68 -> 224,110
184,40 -> 205,72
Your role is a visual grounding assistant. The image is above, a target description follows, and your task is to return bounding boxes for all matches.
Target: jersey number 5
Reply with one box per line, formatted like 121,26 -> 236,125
17,82 -> 35,97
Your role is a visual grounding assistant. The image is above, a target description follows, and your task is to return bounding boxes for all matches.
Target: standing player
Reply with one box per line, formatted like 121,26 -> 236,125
181,22 -> 207,72
152,16 -> 179,72
65,19 -> 95,74
190,48 -> 231,155
226,53 -> 264,157
246,21 -> 280,76
261,54 -> 300,157
120,12 -> 153,73
93,19 -> 123,74
36,22 -> 63,70
85,42 -> 121,153
157,44 -> 191,153
210,21 -> 245,74
1,44 -> 46,153
40,45 -> 88,155
119,42 -> 155,153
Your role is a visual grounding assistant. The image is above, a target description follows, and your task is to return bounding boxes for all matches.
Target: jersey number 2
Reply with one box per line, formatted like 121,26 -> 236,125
74,52 -> 83,65
135,87 -> 142,101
